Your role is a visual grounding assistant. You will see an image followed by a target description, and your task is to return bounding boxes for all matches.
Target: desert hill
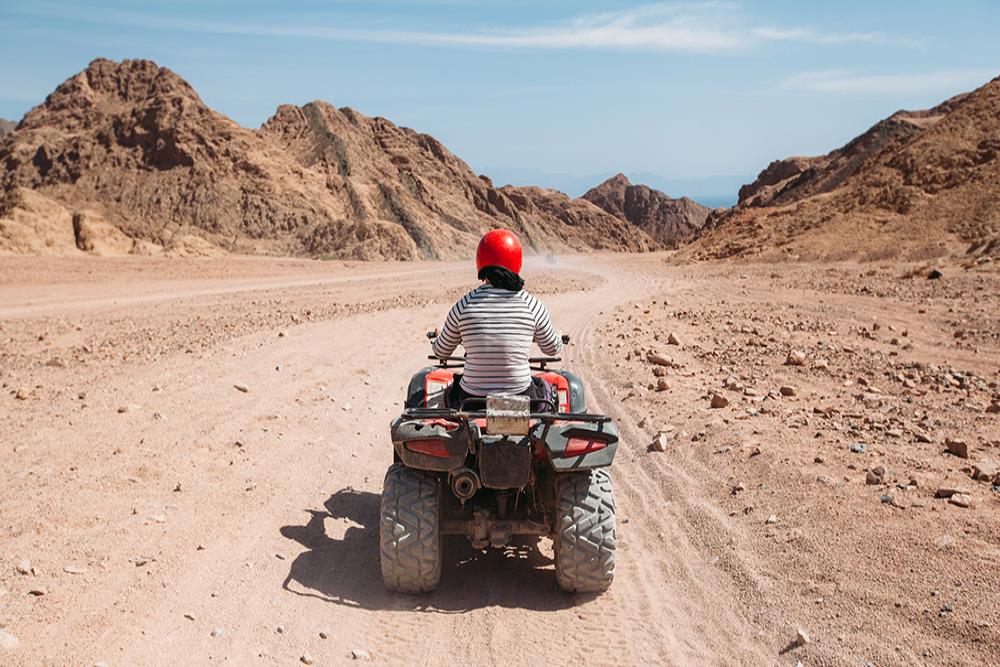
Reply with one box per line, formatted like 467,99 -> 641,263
688,76 -> 1000,261
0,58 -> 656,258
0,118 -> 16,137
582,173 -> 712,247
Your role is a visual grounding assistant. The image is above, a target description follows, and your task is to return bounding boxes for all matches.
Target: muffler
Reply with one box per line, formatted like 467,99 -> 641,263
450,468 -> 480,501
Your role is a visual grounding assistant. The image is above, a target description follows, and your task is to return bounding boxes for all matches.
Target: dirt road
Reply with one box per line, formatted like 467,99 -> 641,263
2,255 -> 997,666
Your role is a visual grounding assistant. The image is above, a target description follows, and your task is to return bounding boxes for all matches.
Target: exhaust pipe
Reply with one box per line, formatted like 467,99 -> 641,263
450,468 -> 480,501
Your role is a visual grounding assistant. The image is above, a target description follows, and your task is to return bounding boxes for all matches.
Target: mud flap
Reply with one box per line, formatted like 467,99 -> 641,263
478,436 -> 531,489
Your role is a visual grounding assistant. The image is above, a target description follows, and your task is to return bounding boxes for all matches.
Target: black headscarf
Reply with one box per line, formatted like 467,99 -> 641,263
478,265 -> 524,291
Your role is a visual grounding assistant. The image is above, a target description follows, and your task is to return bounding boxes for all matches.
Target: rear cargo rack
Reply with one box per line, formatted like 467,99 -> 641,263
402,407 -> 611,424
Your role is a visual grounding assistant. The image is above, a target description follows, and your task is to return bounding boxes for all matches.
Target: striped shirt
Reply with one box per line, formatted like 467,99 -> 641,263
432,284 -> 562,396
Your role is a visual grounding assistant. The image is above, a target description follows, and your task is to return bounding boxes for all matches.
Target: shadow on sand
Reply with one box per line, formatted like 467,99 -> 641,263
279,487 -> 580,613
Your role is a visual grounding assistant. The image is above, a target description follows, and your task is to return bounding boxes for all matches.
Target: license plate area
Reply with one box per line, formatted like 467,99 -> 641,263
478,436 -> 531,489
485,395 -> 530,435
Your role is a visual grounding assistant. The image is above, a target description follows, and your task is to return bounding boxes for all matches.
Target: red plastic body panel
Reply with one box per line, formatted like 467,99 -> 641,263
424,369 -> 456,407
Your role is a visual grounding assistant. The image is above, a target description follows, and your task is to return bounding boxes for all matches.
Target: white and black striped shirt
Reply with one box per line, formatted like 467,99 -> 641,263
432,285 -> 562,396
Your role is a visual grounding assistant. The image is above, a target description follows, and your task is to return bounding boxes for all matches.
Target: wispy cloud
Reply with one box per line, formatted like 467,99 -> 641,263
782,68 -> 997,94
15,2 -> 904,54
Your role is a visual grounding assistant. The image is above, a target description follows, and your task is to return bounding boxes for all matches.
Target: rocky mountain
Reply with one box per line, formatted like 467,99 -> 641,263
0,118 -> 16,137
688,76 -> 1000,261
582,173 -> 712,247
0,58 -> 656,258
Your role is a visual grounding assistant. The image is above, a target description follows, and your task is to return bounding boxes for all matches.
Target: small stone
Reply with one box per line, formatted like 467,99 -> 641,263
16,559 -> 31,575
351,648 -> 371,660
986,401 -> 1000,414
646,351 -> 674,367
816,475 -> 833,485
278,331 -> 286,337
927,268 -> 943,280
880,493 -> 895,505
935,535 -> 954,548
184,613 -> 196,621
211,628 -> 223,637
15,388 -> 29,400
765,515 -> 778,525
173,482 -> 182,492
779,386 -> 796,396
116,406 -> 128,414
234,383 -> 249,393
971,460 -> 998,482
27,585 -> 47,596
948,494 -> 972,508
785,350 -> 807,366
650,432 -> 672,453
850,443 -> 867,454
667,332 -> 680,345
731,481 -> 746,495
134,557 -> 149,567
710,393 -> 729,409
319,629 -> 330,639
274,553 -> 287,561
656,378 -> 669,392
945,438 -> 969,459
794,628 -> 810,646
0,629 -> 20,649
934,486 -> 969,499
301,654 -> 315,665
865,471 -> 882,485
63,565 -> 87,575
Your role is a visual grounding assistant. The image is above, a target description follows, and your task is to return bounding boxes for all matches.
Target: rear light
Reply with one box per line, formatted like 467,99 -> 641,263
558,388 -> 569,411
563,437 -> 607,457
404,439 -> 450,458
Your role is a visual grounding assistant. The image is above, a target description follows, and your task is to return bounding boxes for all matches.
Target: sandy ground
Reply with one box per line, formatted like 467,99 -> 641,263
1,254 -> 998,666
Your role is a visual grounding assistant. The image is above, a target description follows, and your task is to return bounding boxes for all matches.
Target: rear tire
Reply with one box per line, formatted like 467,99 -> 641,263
379,463 -> 442,593
554,468 -> 616,593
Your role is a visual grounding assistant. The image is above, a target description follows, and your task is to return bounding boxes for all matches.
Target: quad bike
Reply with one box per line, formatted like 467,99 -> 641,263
379,333 -> 618,594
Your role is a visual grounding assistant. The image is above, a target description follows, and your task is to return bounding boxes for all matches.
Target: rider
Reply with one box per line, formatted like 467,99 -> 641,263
432,229 -> 562,408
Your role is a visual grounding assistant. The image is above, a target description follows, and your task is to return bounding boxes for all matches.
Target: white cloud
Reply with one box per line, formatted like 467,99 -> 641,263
18,1 -> 905,54
782,69 -> 997,94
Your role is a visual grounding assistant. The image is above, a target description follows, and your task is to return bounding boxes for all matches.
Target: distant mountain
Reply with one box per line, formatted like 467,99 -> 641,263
0,118 -> 16,137
581,174 -> 712,247
0,58 -> 656,257
688,75 -> 1000,261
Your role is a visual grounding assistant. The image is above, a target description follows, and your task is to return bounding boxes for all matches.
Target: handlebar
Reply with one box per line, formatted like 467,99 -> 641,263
403,407 -> 611,424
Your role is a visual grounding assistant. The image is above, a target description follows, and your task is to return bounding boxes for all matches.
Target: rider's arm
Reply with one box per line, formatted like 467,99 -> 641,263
431,298 -> 463,358
530,297 -> 562,356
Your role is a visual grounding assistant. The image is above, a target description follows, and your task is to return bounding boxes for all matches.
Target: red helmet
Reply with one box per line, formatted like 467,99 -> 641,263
476,229 -> 522,274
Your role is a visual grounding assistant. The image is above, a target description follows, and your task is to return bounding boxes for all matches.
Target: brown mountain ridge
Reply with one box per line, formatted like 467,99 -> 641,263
688,75 -> 1000,261
0,58 -> 657,258
582,173 -> 712,248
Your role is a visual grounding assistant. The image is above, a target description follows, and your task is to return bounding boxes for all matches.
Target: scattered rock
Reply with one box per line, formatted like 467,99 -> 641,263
650,432 -> 672,452
779,385 -> 796,397
794,628 -> 810,647
211,628 -> 223,637
646,351 -> 674,367
15,560 -> 31,575
233,383 -> 249,393
731,481 -> 746,495
319,629 -> 330,639
63,565 -> 87,575
986,401 -> 1000,414
971,460 -> 997,481
945,438 -> 969,459
351,648 -> 371,660
785,350 -> 807,366
934,487 -> 970,499
948,494 -> 972,508
15,388 -> 30,400
850,443 -> 867,454
865,471 -> 882,485
710,393 -> 729,409
927,268 -> 943,280
667,332 -> 680,345
0,629 -> 20,650
765,515 -> 778,525
27,585 -> 47,596
301,654 -> 315,665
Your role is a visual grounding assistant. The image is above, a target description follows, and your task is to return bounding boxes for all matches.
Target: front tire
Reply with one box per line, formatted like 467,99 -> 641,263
379,464 -> 442,593
554,468 -> 616,593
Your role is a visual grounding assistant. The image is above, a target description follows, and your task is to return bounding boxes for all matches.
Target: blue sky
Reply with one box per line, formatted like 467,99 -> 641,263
1,1 -> 998,201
